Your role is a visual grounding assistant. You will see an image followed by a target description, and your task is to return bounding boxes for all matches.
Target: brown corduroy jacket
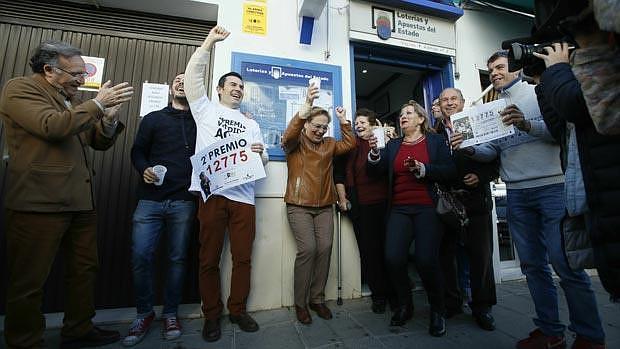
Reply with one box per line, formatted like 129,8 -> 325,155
282,112 -> 355,207
0,74 -> 124,212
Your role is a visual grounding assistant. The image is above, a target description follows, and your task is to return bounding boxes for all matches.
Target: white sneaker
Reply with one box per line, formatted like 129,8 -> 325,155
163,316 -> 182,340
122,312 -> 155,347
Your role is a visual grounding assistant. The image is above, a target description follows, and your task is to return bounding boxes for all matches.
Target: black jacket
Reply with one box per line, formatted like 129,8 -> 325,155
537,63 -> 620,250
131,105 -> 197,202
436,123 -> 499,216
367,133 -> 457,207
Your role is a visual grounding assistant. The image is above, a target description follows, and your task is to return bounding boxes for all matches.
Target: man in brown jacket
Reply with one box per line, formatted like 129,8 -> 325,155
0,40 -> 133,349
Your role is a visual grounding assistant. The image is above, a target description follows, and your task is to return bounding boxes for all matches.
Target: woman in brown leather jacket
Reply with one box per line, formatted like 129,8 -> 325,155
282,83 -> 355,325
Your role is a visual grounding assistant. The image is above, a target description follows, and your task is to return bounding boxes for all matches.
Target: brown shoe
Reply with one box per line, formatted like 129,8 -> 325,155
229,312 -> 259,332
61,327 -> 120,349
309,303 -> 333,320
517,329 -> 566,349
295,305 -> 312,324
202,318 -> 221,342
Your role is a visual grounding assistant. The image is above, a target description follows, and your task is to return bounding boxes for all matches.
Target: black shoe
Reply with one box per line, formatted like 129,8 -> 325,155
202,318 -> 221,342
445,306 -> 463,319
389,304 -> 413,326
60,327 -> 120,348
229,312 -> 259,332
429,312 -> 446,337
473,312 -> 495,331
371,299 -> 386,314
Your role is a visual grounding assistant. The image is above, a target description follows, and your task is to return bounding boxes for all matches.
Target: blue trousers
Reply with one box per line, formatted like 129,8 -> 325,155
131,199 -> 196,318
507,183 -> 604,342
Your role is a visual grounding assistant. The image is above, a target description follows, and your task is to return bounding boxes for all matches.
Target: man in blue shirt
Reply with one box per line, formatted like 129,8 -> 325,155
123,73 -> 197,346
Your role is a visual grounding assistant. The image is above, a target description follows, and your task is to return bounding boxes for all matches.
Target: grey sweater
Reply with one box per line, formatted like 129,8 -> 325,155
470,79 -> 564,190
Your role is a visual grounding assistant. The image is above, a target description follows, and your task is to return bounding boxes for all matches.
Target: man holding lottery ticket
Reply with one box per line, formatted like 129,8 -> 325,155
184,26 -> 268,343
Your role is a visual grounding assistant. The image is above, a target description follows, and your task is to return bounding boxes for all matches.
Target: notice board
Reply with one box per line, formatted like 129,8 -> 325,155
232,52 -> 343,161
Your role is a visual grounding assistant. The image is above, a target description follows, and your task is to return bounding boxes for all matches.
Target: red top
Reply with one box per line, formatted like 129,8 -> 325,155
392,139 -> 433,206
346,138 -> 388,205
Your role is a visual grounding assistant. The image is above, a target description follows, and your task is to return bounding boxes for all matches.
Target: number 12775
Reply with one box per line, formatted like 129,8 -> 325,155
200,150 -> 249,176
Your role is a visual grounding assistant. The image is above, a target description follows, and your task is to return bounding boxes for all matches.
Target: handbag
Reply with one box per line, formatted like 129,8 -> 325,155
434,183 -> 469,231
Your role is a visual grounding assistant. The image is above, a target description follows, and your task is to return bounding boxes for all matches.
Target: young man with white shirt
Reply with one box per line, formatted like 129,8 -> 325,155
184,26 -> 268,343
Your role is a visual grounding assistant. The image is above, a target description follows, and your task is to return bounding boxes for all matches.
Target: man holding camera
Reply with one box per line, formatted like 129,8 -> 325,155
451,51 -> 604,349
532,11 -> 620,312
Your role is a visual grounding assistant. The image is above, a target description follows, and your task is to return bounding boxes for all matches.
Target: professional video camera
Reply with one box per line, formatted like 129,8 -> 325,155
501,0 -> 589,76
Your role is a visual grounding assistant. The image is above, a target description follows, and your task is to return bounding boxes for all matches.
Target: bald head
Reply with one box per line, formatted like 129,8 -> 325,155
439,88 -> 465,118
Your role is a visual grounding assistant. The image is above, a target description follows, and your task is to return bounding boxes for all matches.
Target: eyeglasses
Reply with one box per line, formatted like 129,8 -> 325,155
54,67 -> 89,79
310,122 -> 329,131
439,96 -> 460,103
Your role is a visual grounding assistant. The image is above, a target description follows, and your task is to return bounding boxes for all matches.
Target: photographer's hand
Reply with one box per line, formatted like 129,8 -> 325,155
532,42 -> 570,68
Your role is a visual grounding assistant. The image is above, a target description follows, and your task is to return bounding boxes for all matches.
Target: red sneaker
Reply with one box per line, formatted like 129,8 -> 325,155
571,336 -> 606,349
517,329 -> 566,349
122,312 -> 155,347
163,316 -> 182,340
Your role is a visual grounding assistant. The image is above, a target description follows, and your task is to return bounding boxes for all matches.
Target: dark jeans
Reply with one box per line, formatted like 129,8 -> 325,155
440,212 -> 497,314
131,199 -> 196,318
5,210 -> 98,348
354,201 -> 395,304
385,205 -> 445,313
508,183 -> 604,342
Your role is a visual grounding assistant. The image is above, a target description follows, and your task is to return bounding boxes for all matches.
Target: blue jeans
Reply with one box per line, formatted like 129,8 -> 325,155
132,199 -> 196,318
507,183 -> 604,342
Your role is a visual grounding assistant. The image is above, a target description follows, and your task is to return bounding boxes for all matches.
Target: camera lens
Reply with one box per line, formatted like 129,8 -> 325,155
511,42 -> 525,61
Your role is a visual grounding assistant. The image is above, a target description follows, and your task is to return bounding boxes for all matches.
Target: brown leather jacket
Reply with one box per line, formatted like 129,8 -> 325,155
283,113 -> 355,207
0,74 -> 124,212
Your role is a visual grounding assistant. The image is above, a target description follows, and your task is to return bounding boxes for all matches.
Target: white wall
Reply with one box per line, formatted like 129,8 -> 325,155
453,8 -> 533,104
193,0 -> 361,312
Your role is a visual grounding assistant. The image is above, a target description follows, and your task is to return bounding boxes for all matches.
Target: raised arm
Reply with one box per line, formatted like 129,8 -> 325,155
281,83 -> 318,153
185,26 -> 230,118
333,106 -> 356,156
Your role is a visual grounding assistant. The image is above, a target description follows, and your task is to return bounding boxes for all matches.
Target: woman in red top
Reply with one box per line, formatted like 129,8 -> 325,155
368,101 -> 456,336
335,108 -> 395,314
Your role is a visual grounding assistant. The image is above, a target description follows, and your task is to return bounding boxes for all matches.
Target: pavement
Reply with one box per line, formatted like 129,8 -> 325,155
1,278 -> 618,349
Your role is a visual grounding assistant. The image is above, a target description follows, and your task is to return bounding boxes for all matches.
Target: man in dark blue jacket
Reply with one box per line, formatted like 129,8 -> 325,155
535,39 -> 620,312
436,88 -> 499,332
123,73 -> 197,346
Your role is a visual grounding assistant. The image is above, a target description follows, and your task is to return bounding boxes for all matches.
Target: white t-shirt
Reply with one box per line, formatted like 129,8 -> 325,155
185,47 -> 267,205
188,96 -> 264,205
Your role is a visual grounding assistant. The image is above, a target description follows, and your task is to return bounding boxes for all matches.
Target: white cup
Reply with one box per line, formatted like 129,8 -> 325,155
152,165 -> 167,186
309,77 -> 321,90
372,127 -> 386,149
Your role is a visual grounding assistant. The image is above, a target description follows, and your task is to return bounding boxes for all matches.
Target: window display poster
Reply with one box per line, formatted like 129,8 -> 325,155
232,52 -> 343,161
79,56 -> 105,91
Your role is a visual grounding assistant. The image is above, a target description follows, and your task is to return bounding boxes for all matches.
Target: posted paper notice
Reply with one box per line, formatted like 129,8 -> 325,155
140,83 -> 169,117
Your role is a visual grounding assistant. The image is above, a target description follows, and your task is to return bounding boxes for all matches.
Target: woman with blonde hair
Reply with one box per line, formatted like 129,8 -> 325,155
282,83 -> 355,325
368,100 -> 456,336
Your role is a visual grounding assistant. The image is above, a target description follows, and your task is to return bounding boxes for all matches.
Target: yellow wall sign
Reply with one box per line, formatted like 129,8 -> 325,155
242,2 -> 267,35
